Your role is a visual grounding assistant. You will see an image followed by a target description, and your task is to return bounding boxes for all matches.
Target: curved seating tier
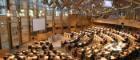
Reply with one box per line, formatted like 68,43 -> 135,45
62,26 -> 140,60
4,26 -> 140,60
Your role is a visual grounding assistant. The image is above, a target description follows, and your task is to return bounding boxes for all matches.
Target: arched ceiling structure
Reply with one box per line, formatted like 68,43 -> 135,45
43,0 -> 140,16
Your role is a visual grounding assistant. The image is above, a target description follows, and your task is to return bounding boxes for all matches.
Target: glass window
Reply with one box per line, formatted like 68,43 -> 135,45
15,0 -> 21,11
47,7 -> 53,16
63,7 -> 69,16
0,0 -> 6,15
55,7 -> 61,16
37,0 -> 43,10
29,0 -> 34,9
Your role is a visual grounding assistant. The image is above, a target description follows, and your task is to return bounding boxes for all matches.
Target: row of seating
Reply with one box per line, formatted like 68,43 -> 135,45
4,41 -> 73,60
3,26 -> 140,60
61,26 -> 140,60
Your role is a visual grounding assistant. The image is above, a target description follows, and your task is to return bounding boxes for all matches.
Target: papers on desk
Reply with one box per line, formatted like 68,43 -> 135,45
64,32 -> 71,39
104,42 -> 126,51
100,57 -> 107,60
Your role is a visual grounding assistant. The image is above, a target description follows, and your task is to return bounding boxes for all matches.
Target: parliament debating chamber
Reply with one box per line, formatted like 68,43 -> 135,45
0,0 -> 140,60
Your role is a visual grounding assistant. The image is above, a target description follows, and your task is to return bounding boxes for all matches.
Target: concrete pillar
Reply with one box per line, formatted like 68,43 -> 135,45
10,0 -> 17,17
52,7 -> 55,35
33,0 -> 39,18
8,0 -> 17,49
23,0 -> 31,41
43,4 -> 47,31
0,33 -> 1,49
60,9 -> 64,33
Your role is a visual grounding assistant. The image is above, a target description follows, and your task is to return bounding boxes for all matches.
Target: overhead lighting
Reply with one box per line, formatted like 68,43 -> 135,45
7,10 -> 11,17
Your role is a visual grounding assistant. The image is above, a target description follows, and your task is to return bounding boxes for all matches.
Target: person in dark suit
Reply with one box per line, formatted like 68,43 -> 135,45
90,49 -> 95,60
81,49 -> 86,60
42,45 -> 47,51
49,43 -> 54,50
136,36 -> 140,43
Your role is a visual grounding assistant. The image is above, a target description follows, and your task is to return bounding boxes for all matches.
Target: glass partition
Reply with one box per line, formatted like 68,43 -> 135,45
0,20 -> 9,49
21,17 -> 30,43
